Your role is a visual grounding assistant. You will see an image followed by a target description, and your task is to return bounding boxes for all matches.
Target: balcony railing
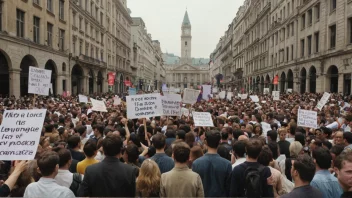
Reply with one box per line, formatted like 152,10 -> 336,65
79,54 -> 107,67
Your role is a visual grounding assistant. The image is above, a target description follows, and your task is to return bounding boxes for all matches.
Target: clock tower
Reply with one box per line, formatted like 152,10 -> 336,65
181,10 -> 192,64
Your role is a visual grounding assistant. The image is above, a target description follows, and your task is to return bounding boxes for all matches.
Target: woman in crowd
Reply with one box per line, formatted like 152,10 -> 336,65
136,159 -> 161,197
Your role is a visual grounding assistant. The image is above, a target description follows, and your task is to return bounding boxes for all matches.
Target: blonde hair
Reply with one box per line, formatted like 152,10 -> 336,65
289,141 -> 303,158
278,127 -> 287,134
136,159 -> 161,197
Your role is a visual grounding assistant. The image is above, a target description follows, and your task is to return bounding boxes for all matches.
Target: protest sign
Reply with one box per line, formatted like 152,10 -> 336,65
79,95 -> 88,103
174,88 -> 181,93
126,94 -> 163,119
0,109 -> 46,160
297,109 -> 318,129
113,96 -> 121,106
202,85 -> 212,101
161,94 -> 182,116
162,84 -> 169,93
316,92 -> 331,111
263,88 -> 270,94
90,98 -> 108,112
287,89 -> 293,93
181,108 -> 191,117
128,87 -> 137,95
213,87 -> 218,93
28,66 -> 52,96
219,91 -> 226,99
241,94 -> 248,100
193,112 -> 214,127
183,88 -> 200,104
272,91 -> 280,101
227,92 -> 233,100
250,95 -> 259,102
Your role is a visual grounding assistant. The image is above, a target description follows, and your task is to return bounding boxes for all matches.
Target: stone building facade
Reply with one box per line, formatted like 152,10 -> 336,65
211,0 -> 352,94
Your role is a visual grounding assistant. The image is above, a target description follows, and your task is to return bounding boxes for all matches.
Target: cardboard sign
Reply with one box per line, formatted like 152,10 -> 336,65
287,89 -> 293,93
202,85 -> 212,101
28,66 -> 52,96
272,91 -> 280,101
126,94 -> 162,119
298,109 -> 317,129
219,91 -> 226,99
162,94 -> 181,116
316,92 -> 331,111
193,112 -> 214,127
227,92 -> 233,100
90,98 -> 108,112
128,87 -> 137,96
183,89 -> 200,104
79,95 -> 88,103
0,109 -> 46,160
113,96 -> 121,106
241,94 -> 248,100
264,88 -> 270,94
181,108 -> 191,117
213,87 -> 218,93
250,95 -> 259,102
174,88 -> 181,93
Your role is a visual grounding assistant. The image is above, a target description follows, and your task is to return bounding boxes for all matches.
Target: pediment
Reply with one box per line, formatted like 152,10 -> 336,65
173,64 -> 199,71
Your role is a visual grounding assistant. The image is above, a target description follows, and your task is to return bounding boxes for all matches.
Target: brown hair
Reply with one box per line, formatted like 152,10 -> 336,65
190,146 -> 204,161
136,159 -> 161,197
185,132 -> 195,148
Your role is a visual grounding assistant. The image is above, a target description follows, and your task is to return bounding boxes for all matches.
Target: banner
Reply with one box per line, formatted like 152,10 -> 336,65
193,112 -> 214,127
28,66 -> 52,96
126,94 -> 162,119
78,95 -> 88,103
250,95 -> 259,102
124,80 -> 132,87
213,87 -> 218,93
161,94 -> 181,116
241,94 -> 248,100
298,109 -> 317,129
316,92 -> 331,111
108,72 -> 116,86
0,109 -> 46,160
90,98 -> 107,112
272,91 -> 280,101
273,75 -> 279,85
264,88 -> 270,94
227,92 -> 233,100
219,91 -> 226,99
183,88 -> 200,104
128,87 -> 137,96
287,89 -> 293,93
202,85 -> 212,101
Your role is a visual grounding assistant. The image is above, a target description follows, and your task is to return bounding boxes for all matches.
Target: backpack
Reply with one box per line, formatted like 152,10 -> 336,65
243,164 -> 265,198
69,173 -> 83,196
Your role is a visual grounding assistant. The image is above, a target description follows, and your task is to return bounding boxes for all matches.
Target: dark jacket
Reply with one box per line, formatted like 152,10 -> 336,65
78,156 -> 136,197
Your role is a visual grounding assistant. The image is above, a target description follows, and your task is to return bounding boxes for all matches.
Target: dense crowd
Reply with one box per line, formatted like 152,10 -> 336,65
0,91 -> 352,198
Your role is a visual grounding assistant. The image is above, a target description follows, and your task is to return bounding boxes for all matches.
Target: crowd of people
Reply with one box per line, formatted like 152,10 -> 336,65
0,91 -> 352,198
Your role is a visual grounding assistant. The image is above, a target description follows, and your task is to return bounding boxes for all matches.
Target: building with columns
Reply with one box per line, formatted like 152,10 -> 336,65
211,0 -> 352,94
164,10 -> 210,89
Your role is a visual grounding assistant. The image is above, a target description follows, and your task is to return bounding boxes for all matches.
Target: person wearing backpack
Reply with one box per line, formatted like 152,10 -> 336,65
229,138 -> 274,197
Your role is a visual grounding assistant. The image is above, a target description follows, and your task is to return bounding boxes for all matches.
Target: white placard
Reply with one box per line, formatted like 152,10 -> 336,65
162,94 -> 181,116
113,96 -> 121,106
174,88 -> 181,93
241,94 -> 248,100
90,98 -> 108,112
287,89 -> 293,93
28,66 -> 52,96
181,108 -> 191,117
219,91 -> 226,99
0,109 -> 46,160
213,87 -> 218,93
79,95 -> 88,103
272,91 -> 280,101
316,92 -> 331,111
250,95 -> 259,102
126,94 -> 162,119
264,88 -> 270,94
183,88 -> 200,104
227,92 -> 233,100
193,112 -> 214,127
202,85 -> 212,101
297,109 -> 318,129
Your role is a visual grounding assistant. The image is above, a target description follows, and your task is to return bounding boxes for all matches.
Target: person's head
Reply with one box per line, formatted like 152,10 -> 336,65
76,126 -> 87,137
291,154 -> 316,183
289,141 -> 303,158
258,146 -> 273,166
253,124 -> 262,136
233,129 -> 244,140
123,143 -> 139,164
102,134 -> 123,157
83,141 -> 98,158
330,144 -> 345,163
312,147 -> 332,170
232,140 -> 246,158
93,124 -> 104,137
152,133 -> 166,150
52,148 -> 72,169
334,131 -> 344,145
217,145 -> 231,161
289,122 -> 297,135
185,132 -> 195,148
267,141 -> 279,159
205,130 -> 221,149
278,128 -> 287,141
295,132 -> 305,147
343,132 -> 352,146
190,146 -> 203,162
335,152 -> 352,191
136,159 -> 161,197
172,142 -> 190,164
267,130 -> 278,142
67,135 -> 81,149
246,139 -> 263,160
176,130 -> 186,141
37,151 -> 60,177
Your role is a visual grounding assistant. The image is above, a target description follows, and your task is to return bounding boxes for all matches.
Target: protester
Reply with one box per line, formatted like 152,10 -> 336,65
76,141 -> 99,175
150,133 -> 175,174
335,152 -> 352,197
136,159 -> 161,197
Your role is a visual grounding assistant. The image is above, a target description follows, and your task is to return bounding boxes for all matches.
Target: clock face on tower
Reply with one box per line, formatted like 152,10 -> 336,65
184,29 -> 190,35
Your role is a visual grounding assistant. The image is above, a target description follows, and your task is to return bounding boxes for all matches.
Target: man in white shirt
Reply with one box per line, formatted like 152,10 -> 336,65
231,140 -> 247,169
24,151 -> 75,198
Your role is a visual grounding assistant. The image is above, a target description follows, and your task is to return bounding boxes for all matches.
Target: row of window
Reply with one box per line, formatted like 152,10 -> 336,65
33,0 -> 65,20
301,4 -> 320,30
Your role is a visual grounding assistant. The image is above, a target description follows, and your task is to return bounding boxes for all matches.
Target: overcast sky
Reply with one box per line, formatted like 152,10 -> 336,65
127,0 -> 245,58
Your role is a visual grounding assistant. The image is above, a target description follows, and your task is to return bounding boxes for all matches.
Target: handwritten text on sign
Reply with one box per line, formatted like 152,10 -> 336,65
0,109 -> 46,160
183,89 -> 200,104
162,94 -> 181,116
193,112 -> 214,127
297,109 -> 317,129
126,94 -> 162,119
28,66 -> 52,96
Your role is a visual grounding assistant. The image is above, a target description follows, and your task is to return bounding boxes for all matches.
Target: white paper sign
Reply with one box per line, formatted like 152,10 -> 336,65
316,92 -> 331,111
174,88 -> 181,93
241,94 -> 248,100
250,95 -> 259,102
219,91 -> 226,99
213,87 -> 218,93
79,95 -> 88,103
264,88 -> 270,94
183,88 -> 200,104
287,89 -> 293,93
162,94 -> 181,116
227,92 -> 233,100
90,98 -> 108,112
193,112 -> 214,127
126,94 -> 163,119
113,96 -> 121,106
272,91 -> 280,101
0,109 -> 46,160
202,85 -> 212,101
181,108 -> 191,117
297,109 -> 318,129
28,66 -> 52,96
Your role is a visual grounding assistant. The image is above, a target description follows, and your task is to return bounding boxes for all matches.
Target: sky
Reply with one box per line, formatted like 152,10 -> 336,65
127,0 -> 245,58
